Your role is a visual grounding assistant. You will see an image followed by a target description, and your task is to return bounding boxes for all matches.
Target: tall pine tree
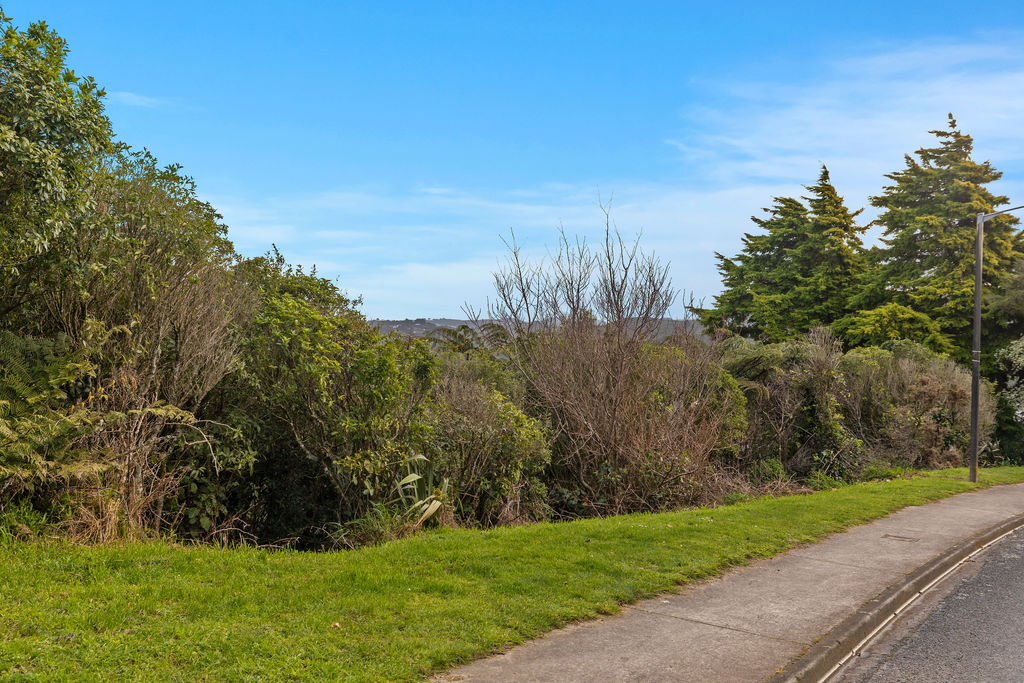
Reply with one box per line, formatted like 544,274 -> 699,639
702,196 -> 808,340
701,166 -> 864,341
788,167 -> 865,328
857,115 -> 1024,359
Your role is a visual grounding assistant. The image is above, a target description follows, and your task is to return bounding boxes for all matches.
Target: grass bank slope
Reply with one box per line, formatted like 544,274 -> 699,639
3,467 -> 1023,681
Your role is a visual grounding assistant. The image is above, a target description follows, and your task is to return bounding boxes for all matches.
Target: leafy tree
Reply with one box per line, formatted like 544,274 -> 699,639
0,11 -> 112,320
235,246 -> 354,319
701,166 -> 864,341
243,292 -> 434,506
40,149 -> 246,391
856,115 -> 1024,359
702,197 -> 807,339
991,259 -> 1024,338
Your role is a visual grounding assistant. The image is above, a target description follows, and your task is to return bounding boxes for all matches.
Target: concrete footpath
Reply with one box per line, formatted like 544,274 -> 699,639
436,483 -> 1024,683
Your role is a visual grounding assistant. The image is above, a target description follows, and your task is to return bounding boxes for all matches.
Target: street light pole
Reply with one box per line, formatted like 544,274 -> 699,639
970,204 -> 1024,483
970,213 -> 983,483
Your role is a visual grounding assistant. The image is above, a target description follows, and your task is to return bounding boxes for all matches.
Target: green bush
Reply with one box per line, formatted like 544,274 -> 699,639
725,328 -> 860,478
430,345 -> 526,405
839,341 -> 992,470
722,491 -> 755,505
725,331 -> 993,482
428,376 -> 550,526
199,262 -> 436,546
749,457 -> 786,485
805,470 -> 845,491
858,463 -> 912,481
995,337 -> 1024,464
833,303 -> 953,355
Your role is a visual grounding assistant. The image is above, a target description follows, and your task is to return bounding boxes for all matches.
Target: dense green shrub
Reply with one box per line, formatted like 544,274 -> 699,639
727,330 -> 995,483
725,329 -> 860,479
839,341 -> 992,470
833,303 -> 953,354
990,337 -> 1024,464
749,457 -> 786,485
197,262 -> 435,545
428,374 -> 550,526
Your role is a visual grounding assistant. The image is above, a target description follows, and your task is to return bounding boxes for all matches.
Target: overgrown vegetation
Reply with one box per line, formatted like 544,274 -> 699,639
486,219 -> 747,515
0,9 -> 1021,552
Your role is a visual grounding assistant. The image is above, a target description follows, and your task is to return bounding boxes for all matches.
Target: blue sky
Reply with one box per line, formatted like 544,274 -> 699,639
8,1 -> 1024,318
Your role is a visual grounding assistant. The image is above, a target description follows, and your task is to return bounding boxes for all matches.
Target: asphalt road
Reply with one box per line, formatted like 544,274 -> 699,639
835,526 -> 1024,683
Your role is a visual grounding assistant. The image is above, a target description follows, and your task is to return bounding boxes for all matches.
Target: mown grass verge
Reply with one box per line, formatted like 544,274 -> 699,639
2,466 -> 1023,681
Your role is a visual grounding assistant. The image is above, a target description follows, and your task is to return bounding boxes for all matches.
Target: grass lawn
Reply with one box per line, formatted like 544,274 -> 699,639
2,466 -> 1023,681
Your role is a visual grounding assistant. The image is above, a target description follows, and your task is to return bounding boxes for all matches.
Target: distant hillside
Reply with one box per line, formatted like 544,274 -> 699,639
369,318 -> 474,337
369,318 -> 704,341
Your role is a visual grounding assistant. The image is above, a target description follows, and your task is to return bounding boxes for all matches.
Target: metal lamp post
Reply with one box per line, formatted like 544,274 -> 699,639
970,204 -> 1024,483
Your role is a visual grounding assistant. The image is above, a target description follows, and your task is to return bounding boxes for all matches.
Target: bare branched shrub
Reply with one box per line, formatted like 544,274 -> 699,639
64,267 -> 249,541
487,211 -> 746,515
66,372 -> 221,541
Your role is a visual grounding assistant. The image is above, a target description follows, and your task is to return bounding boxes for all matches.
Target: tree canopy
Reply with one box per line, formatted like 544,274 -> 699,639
0,11 -> 112,321
855,115 -> 1024,360
700,166 -> 865,341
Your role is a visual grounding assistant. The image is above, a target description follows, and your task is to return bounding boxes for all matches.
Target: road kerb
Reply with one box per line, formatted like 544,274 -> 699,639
771,511 -> 1024,683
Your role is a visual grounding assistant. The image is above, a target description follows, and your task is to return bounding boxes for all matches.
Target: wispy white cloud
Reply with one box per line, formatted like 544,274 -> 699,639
108,91 -> 165,108
211,180 -> 789,318
674,35 -> 1024,203
211,34 -> 1024,319
357,258 -> 503,318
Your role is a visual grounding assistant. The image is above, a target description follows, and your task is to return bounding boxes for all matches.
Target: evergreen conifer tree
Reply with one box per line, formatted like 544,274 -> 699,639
701,196 -> 808,340
701,166 -> 864,341
857,115 -> 1023,359
788,166 -> 865,328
